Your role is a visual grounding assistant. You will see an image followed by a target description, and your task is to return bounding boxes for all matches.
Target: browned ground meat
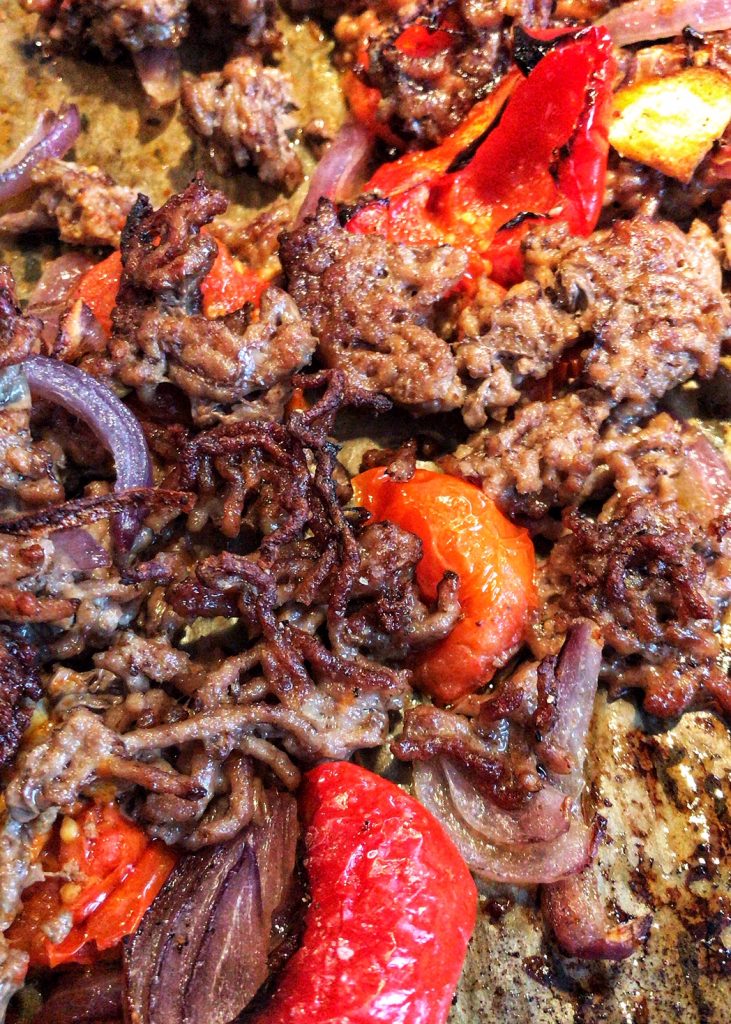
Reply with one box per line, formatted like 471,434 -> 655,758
24,0 -> 189,56
355,0 -> 553,146
280,199 -> 468,413
211,199 -> 291,272
193,0 -> 278,48
76,176 -> 315,418
719,198 -> 731,269
0,269 -> 41,370
532,415 -> 731,718
0,273 -> 63,509
456,279 -> 579,426
447,390 -> 613,520
450,216 -> 728,516
0,638 -> 41,770
457,216 -> 728,428
617,30 -> 731,88
0,160 -> 136,248
181,55 -> 303,191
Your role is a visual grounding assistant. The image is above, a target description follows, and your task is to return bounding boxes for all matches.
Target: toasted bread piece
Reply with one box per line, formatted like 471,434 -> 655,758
609,67 -> 731,183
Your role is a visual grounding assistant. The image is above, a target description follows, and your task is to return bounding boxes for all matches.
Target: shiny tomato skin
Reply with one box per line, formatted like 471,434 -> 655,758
255,762 -> 477,1024
353,468 -> 536,703
8,802 -> 175,968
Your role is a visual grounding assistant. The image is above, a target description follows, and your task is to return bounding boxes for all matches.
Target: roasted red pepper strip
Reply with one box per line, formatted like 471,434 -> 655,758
76,235 -> 265,334
348,29 -> 615,286
255,762 -> 477,1024
353,469 -> 536,703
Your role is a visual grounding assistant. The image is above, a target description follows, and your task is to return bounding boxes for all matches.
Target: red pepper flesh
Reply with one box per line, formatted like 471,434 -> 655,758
348,29 -> 615,286
255,761 -> 477,1024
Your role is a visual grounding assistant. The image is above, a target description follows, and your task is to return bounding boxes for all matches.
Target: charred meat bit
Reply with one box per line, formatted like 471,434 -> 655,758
181,55 -> 303,192
0,267 -> 41,370
23,0 -> 189,57
0,638 -> 41,770
280,199 -> 468,413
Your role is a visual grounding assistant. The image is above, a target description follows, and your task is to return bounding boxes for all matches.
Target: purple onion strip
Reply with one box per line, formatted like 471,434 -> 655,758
296,121 -> 373,225
23,356 -> 152,492
0,105 -> 81,203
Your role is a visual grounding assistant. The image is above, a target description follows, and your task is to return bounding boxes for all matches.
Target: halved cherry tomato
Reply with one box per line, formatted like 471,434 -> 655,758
75,236 -> 264,334
353,469 -> 536,703
8,802 -> 176,968
255,761 -> 476,1024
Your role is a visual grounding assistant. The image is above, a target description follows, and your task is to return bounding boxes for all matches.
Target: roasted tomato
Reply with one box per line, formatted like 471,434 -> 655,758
353,468 -> 536,703
8,801 -> 176,968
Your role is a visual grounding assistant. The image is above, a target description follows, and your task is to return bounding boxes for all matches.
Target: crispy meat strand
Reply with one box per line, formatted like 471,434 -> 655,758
533,416 -> 731,717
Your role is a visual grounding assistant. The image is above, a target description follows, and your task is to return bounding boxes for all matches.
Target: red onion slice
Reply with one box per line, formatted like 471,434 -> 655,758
51,526 -> 111,571
413,760 -> 597,884
682,432 -> 731,517
542,866 -> 652,960
597,0 -> 731,46
124,792 -> 298,1024
34,966 -> 122,1024
0,105 -> 81,202
26,253 -> 95,350
23,356 -> 152,492
132,48 -> 182,107
296,121 -> 373,225
442,759 -> 570,845
542,620 -> 603,800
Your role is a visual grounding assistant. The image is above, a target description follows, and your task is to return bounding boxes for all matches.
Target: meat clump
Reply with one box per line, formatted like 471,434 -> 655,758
23,0 -> 189,57
457,216 -> 728,428
75,175 -> 316,420
0,159 -> 136,248
346,0 -> 553,146
533,415 -> 731,718
181,54 -> 303,191
280,199 -> 468,413
450,216 -> 728,518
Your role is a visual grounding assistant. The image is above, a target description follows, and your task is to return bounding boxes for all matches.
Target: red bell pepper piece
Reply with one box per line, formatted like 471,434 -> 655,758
352,468 -> 536,703
348,28 -> 615,286
255,761 -> 477,1024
